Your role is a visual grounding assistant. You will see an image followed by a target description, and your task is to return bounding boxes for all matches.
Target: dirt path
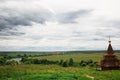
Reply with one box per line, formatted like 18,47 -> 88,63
85,74 -> 94,80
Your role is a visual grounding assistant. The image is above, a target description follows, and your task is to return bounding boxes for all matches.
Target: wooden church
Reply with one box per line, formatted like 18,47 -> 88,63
100,38 -> 120,70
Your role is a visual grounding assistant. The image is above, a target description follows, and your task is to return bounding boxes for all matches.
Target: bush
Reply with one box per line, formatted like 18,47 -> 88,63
3,55 -> 12,59
6,60 -> 18,65
80,62 -> 87,67
87,59 -> 93,64
79,60 -> 87,67
79,60 -> 85,66
62,61 -> 68,67
88,63 -> 95,67
0,58 -> 6,65
21,57 -> 27,63
59,59 -> 63,65
23,54 -> 28,58
21,58 -> 59,65
68,58 -> 74,66
79,59 -> 96,67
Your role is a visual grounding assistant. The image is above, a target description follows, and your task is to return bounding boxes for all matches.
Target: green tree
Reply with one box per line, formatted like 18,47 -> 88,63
59,59 -> 63,65
68,58 -> 74,66
62,61 -> 68,67
79,60 -> 87,67
0,58 -> 6,65
21,57 -> 27,63
87,59 -> 93,64
23,54 -> 28,58
81,62 -> 87,67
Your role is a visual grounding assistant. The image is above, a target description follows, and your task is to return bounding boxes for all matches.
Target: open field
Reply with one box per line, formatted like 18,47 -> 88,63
31,53 -> 120,62
0,64 -> 120,80
0,51 -> 120,80
1,50 -> 120,62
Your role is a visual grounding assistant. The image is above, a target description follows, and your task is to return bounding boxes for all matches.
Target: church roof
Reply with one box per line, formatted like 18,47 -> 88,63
107,40 -> 114,54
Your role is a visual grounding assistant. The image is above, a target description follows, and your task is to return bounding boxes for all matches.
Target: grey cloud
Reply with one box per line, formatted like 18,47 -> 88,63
107,20 -> 120,28
57,10 -> 93,24
98,20 -> 120,28
92,38 -> 105,41
95,28 -> 120,39
0,7 -> 53,31
0,30 -> 25,36
0,0 -> 93,37
0,1 -> 54,36
92,18 -> 120,39
96,18 -> 120,29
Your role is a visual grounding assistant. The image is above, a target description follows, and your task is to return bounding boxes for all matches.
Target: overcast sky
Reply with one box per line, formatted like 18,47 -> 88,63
0,0 -> 120,51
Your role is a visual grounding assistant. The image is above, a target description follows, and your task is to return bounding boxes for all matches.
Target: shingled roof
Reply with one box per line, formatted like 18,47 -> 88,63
107,40 -> 114,54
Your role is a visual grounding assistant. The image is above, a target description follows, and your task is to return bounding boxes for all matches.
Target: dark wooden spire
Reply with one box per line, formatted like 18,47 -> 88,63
107,40 -> 114,54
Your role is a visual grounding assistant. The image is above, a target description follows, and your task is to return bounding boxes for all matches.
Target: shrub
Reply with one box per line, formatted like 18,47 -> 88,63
0,58 -> 6,65
80,62 -> 87,67
62,61 -> 68,67
21,57 -> 27,63
6,60 -> 18,65
68,58 -> 74,66
79,60 -> 85,66
23,54 -> 28,58
87,59 -> 93,64
59,59 -> 63,65
88,63 -> 95,67
79,59 -> 96,67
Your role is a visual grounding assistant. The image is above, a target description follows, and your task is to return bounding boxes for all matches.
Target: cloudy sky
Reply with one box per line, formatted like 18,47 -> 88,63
0,0 -> 120,51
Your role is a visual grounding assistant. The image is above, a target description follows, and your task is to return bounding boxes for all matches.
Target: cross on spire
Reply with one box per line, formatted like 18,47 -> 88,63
107,36 -> 114,54
108,36 -> 111,44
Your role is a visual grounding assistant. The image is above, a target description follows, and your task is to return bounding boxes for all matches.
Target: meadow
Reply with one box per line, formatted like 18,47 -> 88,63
0,51 -> 120,80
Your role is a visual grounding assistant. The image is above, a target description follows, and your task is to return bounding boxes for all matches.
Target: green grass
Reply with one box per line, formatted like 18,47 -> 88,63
0,64 -> 120,80
0,52 -> 120,80
31,53 -> 120,62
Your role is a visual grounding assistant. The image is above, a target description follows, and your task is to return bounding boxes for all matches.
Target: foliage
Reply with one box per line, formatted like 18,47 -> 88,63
62,61 -> 68,67
21,57 -> 28,63
79,59 -> 96,67
0,64 -> 120,80
68,58 -> 74,66
3,55 -> 12,59
6,60 -> 18,65
21,58 -> 59,65
59,59 -> 63,65
0,52 -> 120,80
0,57 -> 6,65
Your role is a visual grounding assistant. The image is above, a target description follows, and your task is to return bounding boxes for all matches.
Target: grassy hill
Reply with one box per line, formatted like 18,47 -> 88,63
0,51 -> 120,80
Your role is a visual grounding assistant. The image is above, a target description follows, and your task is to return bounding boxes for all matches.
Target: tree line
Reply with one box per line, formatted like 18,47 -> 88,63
21,57 -> 97,67
0,55 -> 97,67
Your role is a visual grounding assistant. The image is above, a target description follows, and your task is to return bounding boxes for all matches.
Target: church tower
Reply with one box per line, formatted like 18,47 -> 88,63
101,37 -> 120,70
